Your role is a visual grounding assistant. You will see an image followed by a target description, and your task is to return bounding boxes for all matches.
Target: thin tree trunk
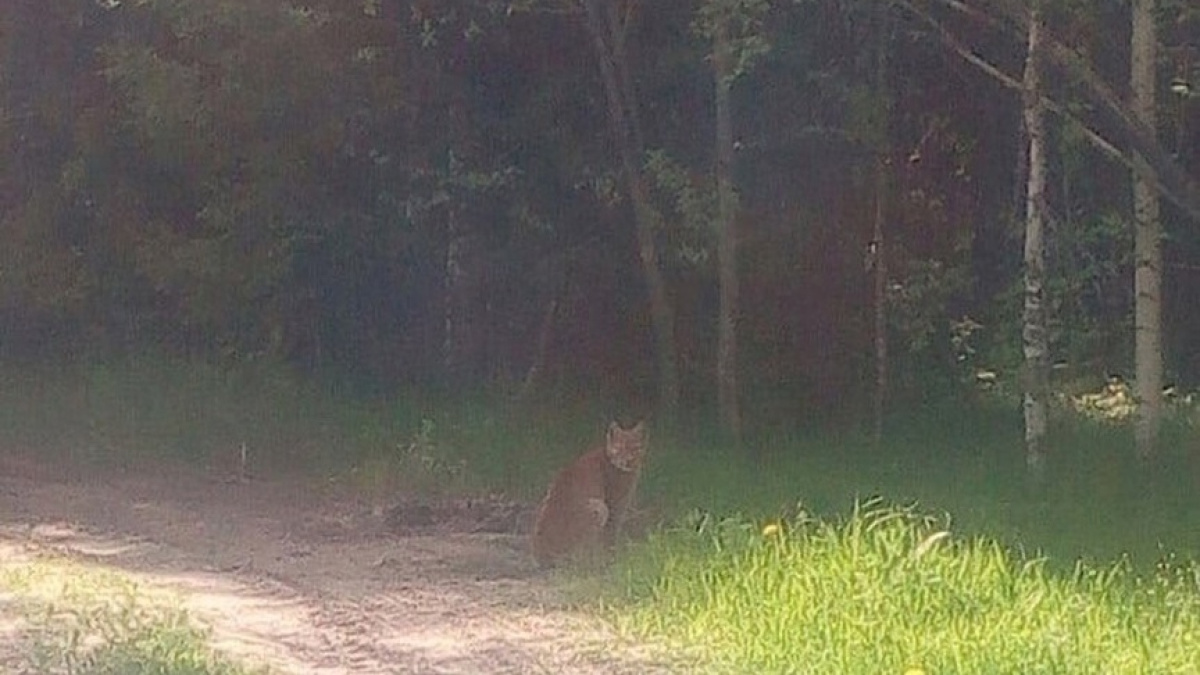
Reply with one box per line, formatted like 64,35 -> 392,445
872,7 -> 892,448
435,36 -> 484,388
517,296 -> 560,404
713,17 -> 741,444
581,0 -> 680,417
443,208 -> 483,385
1021,2 -> 1050,484
872,160 -> 889,447
1132,0 -> 1162,461
443,209 -> 462,379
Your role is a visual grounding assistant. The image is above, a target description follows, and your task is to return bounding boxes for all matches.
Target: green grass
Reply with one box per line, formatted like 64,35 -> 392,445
590,503 -> 1200,674
0,354 -> 590,500
638,406 -> 1200,574
0,556 -> 260,674
584,406 -> 1200,673
0,357 -> 1196,567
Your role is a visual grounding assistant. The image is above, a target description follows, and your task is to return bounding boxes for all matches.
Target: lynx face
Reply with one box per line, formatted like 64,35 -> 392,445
604,421 -> 646,472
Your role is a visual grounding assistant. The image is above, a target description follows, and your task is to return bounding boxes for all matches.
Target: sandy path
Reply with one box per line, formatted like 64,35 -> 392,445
0,453 -> 679,674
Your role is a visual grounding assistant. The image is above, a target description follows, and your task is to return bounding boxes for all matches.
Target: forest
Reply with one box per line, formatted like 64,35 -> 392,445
3,2 -> 1200,672
3,0 -> 1199,446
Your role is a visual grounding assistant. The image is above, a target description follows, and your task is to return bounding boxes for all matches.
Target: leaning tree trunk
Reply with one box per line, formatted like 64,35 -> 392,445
1131,0 -> 1162,462
1021,2 -> 1050,484
580,0 -> 680,417
713,16 -> 741,444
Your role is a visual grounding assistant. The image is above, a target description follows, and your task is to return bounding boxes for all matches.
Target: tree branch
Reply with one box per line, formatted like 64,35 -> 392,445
897,1 -> 1129,179
901,0 -> 1200,222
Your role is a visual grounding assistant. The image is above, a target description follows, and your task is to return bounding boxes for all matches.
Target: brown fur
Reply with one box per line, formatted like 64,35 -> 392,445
531,421 -> 647,567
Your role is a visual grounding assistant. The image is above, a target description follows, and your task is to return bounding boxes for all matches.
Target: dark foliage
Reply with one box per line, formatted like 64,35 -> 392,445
1,0 -> 1197,422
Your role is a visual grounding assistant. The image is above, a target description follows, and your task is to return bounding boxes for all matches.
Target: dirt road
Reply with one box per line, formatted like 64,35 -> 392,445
0,452 -> 678,674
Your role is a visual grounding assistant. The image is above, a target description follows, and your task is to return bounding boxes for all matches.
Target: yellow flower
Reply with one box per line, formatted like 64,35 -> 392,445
761,522 -> 782,538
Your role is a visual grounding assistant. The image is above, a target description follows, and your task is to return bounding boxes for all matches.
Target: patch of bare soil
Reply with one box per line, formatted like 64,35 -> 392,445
0,451 -> 680,674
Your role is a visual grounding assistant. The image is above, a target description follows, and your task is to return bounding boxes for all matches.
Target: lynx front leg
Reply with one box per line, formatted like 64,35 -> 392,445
603,488 -> 637,547
574,498 -> 610,566
582,497 -> 609,540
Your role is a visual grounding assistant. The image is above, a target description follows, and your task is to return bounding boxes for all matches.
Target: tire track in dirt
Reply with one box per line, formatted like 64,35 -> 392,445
0,454 -> 683,674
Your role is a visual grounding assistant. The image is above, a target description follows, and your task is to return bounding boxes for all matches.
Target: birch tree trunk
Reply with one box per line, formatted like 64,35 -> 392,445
580,0 -> 680,417
713,17 -> 741,444
1021,2 -> 1050,483
1131,0 -> 1162,462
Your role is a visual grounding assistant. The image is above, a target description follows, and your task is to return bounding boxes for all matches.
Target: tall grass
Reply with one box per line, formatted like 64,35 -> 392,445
592,503 -> 1200,674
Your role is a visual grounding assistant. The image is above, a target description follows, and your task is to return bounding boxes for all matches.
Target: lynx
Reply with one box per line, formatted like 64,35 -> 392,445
531,420 -> 647,567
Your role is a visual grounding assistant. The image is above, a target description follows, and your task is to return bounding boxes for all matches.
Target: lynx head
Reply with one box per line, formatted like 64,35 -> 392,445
604,420 -> 646,472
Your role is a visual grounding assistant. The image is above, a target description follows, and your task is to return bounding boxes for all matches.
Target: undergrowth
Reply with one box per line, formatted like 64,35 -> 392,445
0,356 -> 593,499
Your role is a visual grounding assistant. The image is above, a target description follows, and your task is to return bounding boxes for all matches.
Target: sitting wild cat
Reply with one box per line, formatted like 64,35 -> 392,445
531,421 -> 647,567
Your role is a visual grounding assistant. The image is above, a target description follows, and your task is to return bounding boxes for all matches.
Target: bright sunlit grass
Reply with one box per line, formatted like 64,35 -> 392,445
0,555 -> 259,674
592,502 -> 1200,674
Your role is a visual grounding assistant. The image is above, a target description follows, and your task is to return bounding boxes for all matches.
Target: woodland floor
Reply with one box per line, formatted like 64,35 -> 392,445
0,450 -> 678,674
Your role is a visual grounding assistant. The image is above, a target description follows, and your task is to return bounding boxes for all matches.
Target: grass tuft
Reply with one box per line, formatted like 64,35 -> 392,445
1,556 -> 260,674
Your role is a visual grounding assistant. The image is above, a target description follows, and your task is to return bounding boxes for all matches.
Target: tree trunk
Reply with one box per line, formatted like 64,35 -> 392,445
442,208 -> 486,385
580,0 -> 680,417
871,160 -> 889,447
712,17 -> 741,444
871,7 -> 892,448
516,295 -> 560,404
1021,2 -> 1050,484
1132,0 -> 1162,462
443,210 -> 464,380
